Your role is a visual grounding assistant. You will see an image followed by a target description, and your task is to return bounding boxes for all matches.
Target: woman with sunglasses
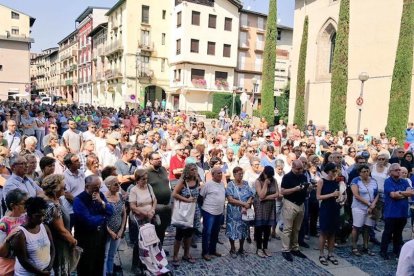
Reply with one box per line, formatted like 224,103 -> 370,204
317,163 -> 342,266
103,176 -> 126,275
344,147 -> 357,167
350,165 -> 379,257
95,127 -> 107,154
342,136 -> 354,155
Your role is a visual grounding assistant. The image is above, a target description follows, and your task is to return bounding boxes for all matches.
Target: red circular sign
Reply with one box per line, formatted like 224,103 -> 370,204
356,97 -> 364,106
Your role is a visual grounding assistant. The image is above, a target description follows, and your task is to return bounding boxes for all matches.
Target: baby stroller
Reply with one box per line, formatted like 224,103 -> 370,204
130,214 -> 172,276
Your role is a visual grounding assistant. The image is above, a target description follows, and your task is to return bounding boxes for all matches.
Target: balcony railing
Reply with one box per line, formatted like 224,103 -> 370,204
105,69 -> 123,80
138,41 -> 154,52
105,40 -> 123,55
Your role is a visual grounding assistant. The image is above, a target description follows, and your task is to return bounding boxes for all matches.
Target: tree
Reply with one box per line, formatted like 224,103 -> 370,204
293,16 -> 309,129
329,0 -> 350,133
386,0 -> 414,143
259,0 -> 277,125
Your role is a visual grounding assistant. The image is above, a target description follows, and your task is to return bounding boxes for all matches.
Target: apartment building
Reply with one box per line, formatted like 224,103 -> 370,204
236,9 -> 293,112
169,0 -> 241,111
75,7 -> 109,106
58,30 -> 78,104
89,23 -> 108,106
30,47 -> 59,99
0,4 -> 35,101
104,0 -> 171,108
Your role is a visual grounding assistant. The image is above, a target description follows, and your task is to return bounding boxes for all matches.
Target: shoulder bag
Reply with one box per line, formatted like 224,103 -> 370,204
171,181 -> 196,228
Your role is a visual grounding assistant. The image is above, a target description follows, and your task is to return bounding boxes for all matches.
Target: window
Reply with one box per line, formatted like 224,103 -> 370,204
11,11 -> 19,19
161,59 -> 166,72
223,44 -> 231,58
239,32 -> 247,47
215,71 -> 228,81
256,34 -> 264,50
176,39 -> 181,55
142,5 -> 149,24
208,14 -> 217,28
162,33 -> 166,45
0,65 -> 3,71
277,29 -> 282,40
224,17 -> 232,31
141,30 -> 150,46
192,11 -> 200,26
255,54 -> 263,71
329,33 -> 336,73
11,27 -> 19,35
177,12 -> 182,27
162,10 -> 166,19
241,14 -> 248,27
258,17 -> 265,30
191,69 -> 205,80
191,39 -> 199,53
207,41 -> 215,55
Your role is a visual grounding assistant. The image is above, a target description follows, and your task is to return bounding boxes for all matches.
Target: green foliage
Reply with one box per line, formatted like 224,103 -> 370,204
329,0 -> 350,133
293,16 -> 309,130
386,0 -> 414,142
259,0 -> 277,126
211,92 -> 241,117
199,111 -> 219,119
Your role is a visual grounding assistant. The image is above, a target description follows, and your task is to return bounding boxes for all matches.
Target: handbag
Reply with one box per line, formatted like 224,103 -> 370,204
69,246 -> 83,273
363,180 -> 381,221
233,182 -> 255,222
139,223 -> 160,247
171,181 -> 196,228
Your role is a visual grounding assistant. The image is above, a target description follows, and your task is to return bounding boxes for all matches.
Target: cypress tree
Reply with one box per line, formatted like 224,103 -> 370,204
260,0 -> 277,125
385,0 -> 414,142
329,0 -> 350,133
293,16 -> 309,129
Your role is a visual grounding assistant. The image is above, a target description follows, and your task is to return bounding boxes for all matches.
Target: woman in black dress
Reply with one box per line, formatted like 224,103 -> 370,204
316,163 -> 342,266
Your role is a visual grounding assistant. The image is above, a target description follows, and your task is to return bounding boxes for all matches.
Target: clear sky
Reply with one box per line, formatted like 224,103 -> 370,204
1,0 -> 294,52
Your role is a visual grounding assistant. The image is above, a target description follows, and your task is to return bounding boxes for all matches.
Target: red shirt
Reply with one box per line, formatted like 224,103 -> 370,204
169,155 -> 185,180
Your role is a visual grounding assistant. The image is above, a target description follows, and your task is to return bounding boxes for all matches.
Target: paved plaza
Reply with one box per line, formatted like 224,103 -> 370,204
115,221 -> 409,276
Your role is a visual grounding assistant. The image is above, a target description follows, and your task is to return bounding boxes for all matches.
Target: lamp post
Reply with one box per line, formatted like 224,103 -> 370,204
357,72 -> 369,135
252,77 -> 259,108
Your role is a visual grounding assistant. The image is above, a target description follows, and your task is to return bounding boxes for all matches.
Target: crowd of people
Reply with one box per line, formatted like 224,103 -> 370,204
0,101 -> 413,275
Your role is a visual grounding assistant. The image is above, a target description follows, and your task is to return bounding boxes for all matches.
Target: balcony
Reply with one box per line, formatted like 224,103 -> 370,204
239,42 -> 249,50
70,65 -> 77,71
98,48 -> 104,57
138,69 -> 153,84
105,40 -> 123,56
138,41 -> 154,52
105,69 -> 123,80
65,79 -> 73,86
96,72 -> 105,81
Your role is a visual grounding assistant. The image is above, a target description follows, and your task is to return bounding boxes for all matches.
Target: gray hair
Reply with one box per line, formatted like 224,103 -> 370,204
250,156 -> 260,165
5,189 -> 28,210
388,163 -> 400,174
53,146 -> 68,158
25,136 -> 38,146
275,159 -> 285,168
10,155 -> 26,166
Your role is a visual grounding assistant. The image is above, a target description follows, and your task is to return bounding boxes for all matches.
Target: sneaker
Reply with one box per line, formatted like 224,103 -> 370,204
263,249 -> 272,257
282,252 -> 293,262
291,250 -> 307,258
257,250 -> 267,258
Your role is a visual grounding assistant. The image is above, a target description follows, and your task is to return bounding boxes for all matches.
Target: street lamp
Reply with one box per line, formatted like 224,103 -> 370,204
252,77 -> 258,106
357,72 -> 369,135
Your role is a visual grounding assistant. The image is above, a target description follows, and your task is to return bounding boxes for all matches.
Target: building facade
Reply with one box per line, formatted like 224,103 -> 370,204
75,7 -> 109,106
0,4 -> 35,101
236,9 -> 293,113
58,31 -> 78,104
30,47 -> 59,99
90,23 -> 109,106
288,0 -> 414,135
169,0 -> 241,111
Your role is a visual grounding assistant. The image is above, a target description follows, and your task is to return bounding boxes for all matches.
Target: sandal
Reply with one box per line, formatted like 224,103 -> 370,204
229,250 -> 237,259
182,255 -> 196,263
172,259 -> 180,266
327,255 -> 339,265
362,248 -> 376,256
352,248 -> 362,257
319,256 -> 329,266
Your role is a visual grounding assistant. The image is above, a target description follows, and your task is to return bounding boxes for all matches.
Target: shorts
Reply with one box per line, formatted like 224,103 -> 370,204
175,227 -> 195,241
352,208 -> 374,228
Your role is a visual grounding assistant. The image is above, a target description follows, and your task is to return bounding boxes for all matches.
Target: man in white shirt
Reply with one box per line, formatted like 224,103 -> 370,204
3,120 -> 21,155
99,137 -> 121,168
82,123 -> 97,141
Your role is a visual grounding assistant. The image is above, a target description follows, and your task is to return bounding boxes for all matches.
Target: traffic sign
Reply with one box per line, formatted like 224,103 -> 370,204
356,96 -> 364,106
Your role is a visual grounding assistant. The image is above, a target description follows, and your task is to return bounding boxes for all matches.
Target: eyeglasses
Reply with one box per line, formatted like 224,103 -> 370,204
310,146 -> 316,149
392,169 -> 401,172
248,150 -> 254,153
360,170 -> 370,173
349,151 -> 356,153
398,151 -> 404,153
377,158 -> 386,161
50,126 -> 57,129
252,163 -> 260,167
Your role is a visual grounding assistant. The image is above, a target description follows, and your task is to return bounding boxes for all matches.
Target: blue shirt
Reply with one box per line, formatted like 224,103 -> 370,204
406,128 -> 414,143
3,174 -> 42,200
383,177 -> 409,219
